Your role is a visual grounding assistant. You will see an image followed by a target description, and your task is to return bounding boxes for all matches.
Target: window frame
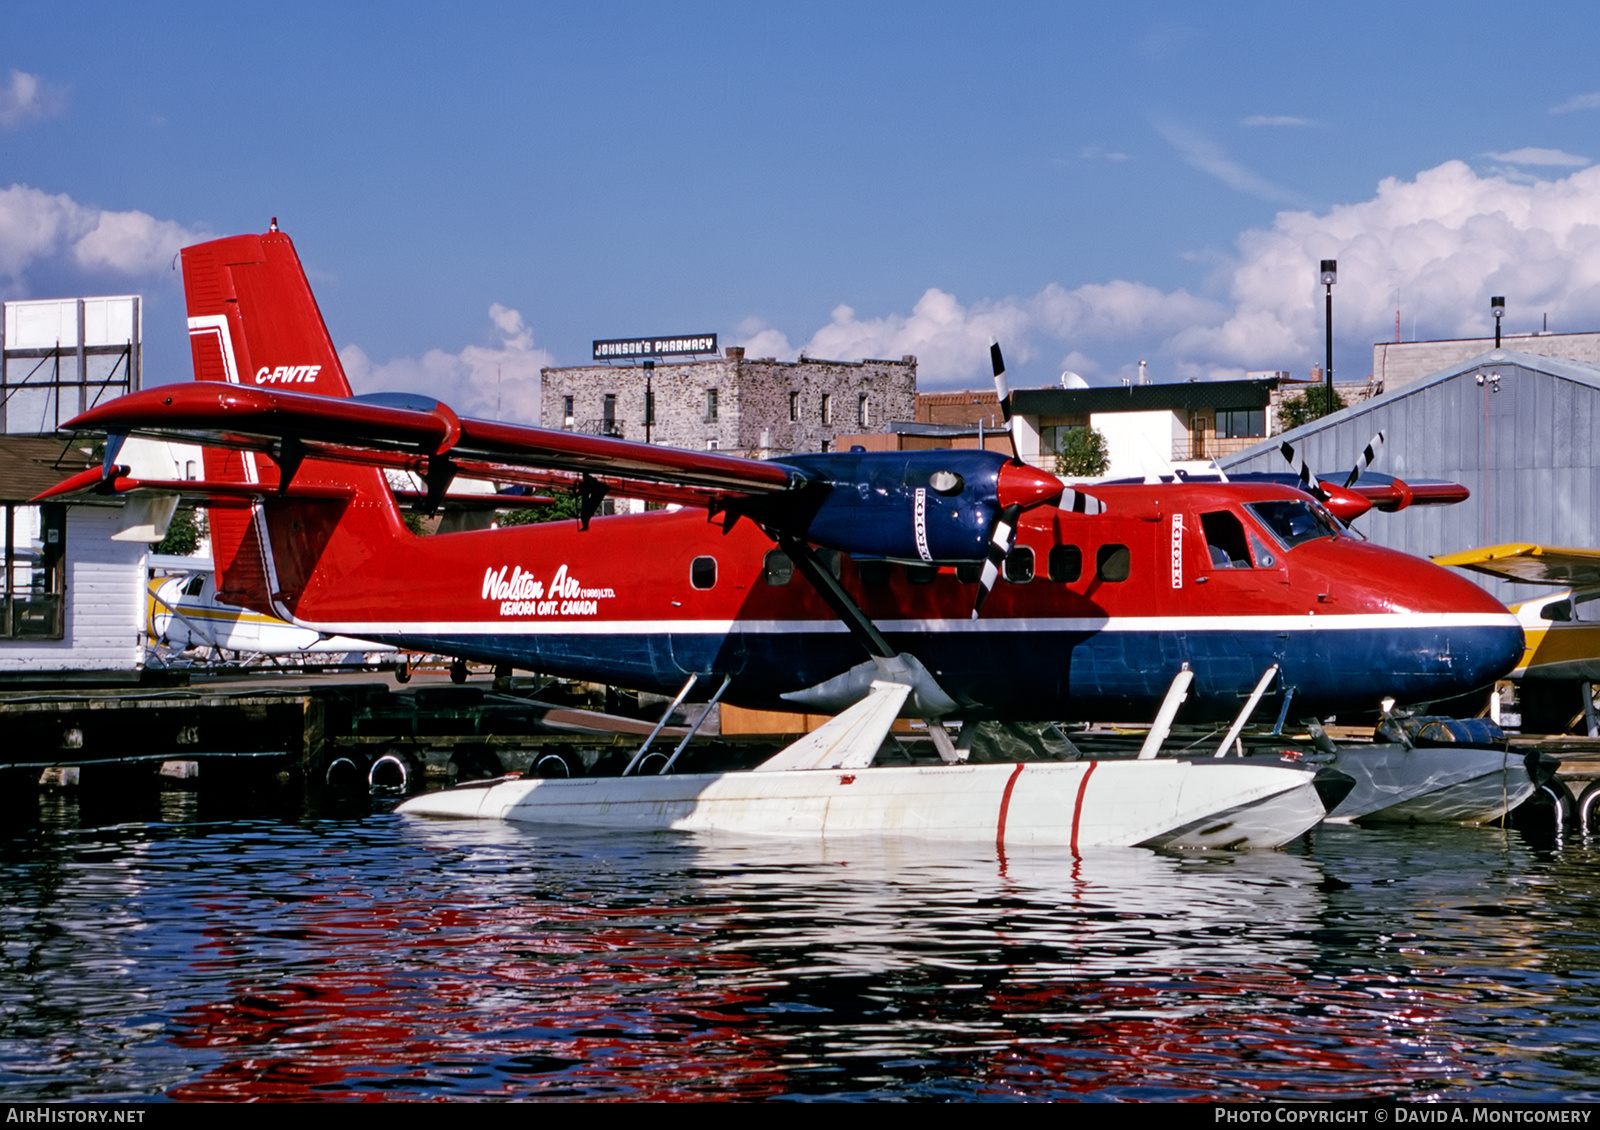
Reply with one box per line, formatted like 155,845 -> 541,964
3,503 -> 65,641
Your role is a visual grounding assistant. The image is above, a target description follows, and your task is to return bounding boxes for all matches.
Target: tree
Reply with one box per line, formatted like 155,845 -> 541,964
1276,386 -> 1346,433
497,490 -> 582,528
1054,426 -> 1110,478
154,508 -> 202,556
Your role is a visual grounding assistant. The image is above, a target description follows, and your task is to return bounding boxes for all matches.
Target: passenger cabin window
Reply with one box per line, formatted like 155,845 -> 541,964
1048,545 -> 1082,583
763,550 -> 793,585
906,563 -> 936,585
1199,510 -> 1253,568
956,563 -> 982,585
691,556 -> 717,589
1004,546 -> 1035,583
1097,544 -> 1130,583
1246,500 -> 1339,549
184,575 -> 206,597
857,560 -> 890,586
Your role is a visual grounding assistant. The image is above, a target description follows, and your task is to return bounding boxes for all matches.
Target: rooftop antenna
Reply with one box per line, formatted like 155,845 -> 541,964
1137,359 -> 1149,385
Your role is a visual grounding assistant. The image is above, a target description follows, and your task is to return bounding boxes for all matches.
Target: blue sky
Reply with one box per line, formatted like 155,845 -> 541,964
7,1 -> 1600,419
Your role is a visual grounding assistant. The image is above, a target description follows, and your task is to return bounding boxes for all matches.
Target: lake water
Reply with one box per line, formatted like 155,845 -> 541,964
3,786 -> 1599,1102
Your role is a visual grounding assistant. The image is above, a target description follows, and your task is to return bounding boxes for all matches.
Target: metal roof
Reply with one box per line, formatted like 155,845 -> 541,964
1013,377 -> 1276,417
1220,349 -> 1600,605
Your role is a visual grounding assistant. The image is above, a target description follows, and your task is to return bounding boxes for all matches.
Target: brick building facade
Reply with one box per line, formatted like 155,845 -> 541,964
540,348 -> 917,458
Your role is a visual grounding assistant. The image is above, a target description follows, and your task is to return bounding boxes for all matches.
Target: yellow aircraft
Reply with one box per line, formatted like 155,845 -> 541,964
1433,543 -> 1600,732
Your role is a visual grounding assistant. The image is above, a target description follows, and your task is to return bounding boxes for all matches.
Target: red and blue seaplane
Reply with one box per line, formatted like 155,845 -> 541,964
40,229 -> 1523,848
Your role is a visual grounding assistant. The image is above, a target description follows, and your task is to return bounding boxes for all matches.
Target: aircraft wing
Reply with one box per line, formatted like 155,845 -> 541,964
1432,544 -> 1600,588
39,383 -> 804,506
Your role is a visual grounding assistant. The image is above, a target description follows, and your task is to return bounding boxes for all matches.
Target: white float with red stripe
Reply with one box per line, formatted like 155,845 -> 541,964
398,681 -> 1327,850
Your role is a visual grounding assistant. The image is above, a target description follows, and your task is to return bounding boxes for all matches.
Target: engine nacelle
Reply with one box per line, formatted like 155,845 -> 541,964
773,450 -> 1061,563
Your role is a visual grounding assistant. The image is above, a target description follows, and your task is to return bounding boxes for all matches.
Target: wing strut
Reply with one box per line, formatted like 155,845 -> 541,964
778,534 -> 894,659
658,675 -> 733,774
622,673 -> 699,777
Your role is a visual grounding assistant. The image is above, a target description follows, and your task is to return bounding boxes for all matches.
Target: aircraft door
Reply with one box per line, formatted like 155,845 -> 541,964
1187,508 -> 1293,699
666,551 -> 748,678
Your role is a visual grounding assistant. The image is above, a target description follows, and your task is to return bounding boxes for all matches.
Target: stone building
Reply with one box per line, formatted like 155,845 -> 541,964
540,348 -> 917,458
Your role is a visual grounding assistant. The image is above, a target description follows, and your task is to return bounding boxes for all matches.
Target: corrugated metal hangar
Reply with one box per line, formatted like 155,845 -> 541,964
1221,348 -> 1600,607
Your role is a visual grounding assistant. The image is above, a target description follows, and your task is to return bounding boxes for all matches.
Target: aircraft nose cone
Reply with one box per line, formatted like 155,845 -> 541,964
997,462 -> 1064,510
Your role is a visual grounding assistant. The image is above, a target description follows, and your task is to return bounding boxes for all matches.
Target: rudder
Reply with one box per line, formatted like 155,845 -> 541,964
181,228 -> 407,622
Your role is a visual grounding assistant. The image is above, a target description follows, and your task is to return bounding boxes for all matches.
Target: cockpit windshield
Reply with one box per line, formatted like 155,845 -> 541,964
1245,500 -> 1341,549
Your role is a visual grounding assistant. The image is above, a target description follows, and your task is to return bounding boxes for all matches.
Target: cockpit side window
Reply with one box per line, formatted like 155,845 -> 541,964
1245,500 -> 1340,550
1573,593 -> 1600,624
1199,511 -> 1252,569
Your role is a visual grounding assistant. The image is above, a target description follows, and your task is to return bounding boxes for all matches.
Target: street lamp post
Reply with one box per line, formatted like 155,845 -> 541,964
643,359 -> 654,445
1492,296 -> 1505,349
1320,260 -> 1337,417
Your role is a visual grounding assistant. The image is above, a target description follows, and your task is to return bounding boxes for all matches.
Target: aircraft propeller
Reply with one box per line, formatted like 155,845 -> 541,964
973,342 -> 1028,618
1278,430 -> 1390,522
1343,430 -> 1385,489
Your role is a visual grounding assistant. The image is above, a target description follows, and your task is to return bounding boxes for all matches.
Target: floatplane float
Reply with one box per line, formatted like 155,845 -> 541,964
37,227 -> 1526,849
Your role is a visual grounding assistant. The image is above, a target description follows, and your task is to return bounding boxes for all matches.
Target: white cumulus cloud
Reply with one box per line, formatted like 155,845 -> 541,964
0,183 -> 206,288
0,70 -> 64,130
339,304 -> 553,423
739,160 -> 1600,390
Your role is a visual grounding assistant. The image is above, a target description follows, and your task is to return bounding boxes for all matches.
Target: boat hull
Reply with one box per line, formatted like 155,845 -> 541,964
1325,745 -> 1534,825
397,759 -> 1326,850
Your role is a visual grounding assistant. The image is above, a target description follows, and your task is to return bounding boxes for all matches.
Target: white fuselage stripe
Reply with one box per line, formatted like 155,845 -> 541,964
280,611 -> 1519,637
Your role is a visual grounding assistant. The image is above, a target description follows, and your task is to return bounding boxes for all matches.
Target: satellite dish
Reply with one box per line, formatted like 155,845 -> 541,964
1060,371 -> 1089,389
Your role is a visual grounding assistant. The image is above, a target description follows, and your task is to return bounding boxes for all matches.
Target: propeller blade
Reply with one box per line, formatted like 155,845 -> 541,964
1278,440 -> 1329,502
971,504 -> 1021,619
990,340 -> 1022,464
1343,431 -> 1385,489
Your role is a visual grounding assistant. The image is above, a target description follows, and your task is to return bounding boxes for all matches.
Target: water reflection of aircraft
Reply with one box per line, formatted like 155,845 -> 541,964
37,228 -> 1523,846
1434,543 -> 1600,732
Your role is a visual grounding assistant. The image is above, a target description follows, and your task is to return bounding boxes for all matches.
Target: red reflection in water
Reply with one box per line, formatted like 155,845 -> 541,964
167,890 -> 794,1101
971,969 -> 1471,1099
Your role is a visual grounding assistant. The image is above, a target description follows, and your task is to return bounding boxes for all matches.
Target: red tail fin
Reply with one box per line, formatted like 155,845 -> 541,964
181,230 -> 407,618
183,230 -> 353,397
